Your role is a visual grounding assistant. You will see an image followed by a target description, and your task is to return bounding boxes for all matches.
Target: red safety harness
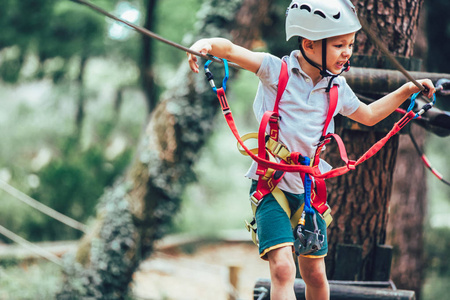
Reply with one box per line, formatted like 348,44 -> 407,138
249,60 -> 337,219
207,57 -> 422,226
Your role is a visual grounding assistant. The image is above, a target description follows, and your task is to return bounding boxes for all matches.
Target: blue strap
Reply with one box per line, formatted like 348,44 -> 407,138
299,156 -> 314,215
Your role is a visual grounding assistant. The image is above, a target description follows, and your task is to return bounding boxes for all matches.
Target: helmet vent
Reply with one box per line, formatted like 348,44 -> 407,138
333,12 -> 341,19
299,4 -> 311,12
290,3 -> 299,9
313,10 -> 326,19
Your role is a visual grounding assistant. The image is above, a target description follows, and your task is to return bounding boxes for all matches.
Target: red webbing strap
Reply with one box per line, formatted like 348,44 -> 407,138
318,110 -> 416,179
255,60 -> 289,180
216,87 -> 230,111
312,178 -> 328,214
315,133 -> 354,169
322,85 -> 338,136
273,60 -> 289,114
312,84 -> 340,169
308,84 -> 339,213
256,111 -> 277,175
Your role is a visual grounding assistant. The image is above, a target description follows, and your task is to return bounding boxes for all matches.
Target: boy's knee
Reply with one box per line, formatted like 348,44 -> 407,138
268,250 -> 296,285
271,258 -> 296,284
301,265 -> 327,288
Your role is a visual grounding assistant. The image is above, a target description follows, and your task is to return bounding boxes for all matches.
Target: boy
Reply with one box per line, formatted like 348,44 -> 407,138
187,0 -> 435,299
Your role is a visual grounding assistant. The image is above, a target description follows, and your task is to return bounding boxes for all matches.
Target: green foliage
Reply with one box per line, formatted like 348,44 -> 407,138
424,226 -> 450,276
0,261 -> 62,300
0,55 -> 147,244
23,137 -> 133,242
0,0 -> 119,83
154,0 -> 203,68
174,69 -> 259,236
422,273 -> 450,300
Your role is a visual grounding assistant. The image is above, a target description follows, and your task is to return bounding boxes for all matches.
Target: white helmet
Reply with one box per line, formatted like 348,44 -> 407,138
286,0 -> 361,41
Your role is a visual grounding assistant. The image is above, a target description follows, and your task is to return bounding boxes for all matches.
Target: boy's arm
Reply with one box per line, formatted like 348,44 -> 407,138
187,38 -> 265,74
348,79 -> 436,126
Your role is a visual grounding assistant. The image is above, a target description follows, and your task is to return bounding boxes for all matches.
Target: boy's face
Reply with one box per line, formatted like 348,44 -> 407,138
311,32 -> 356,75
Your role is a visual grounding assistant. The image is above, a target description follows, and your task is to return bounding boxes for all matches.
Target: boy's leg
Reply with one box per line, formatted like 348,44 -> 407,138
267,246 -> 296,300
298,256 -> 329,300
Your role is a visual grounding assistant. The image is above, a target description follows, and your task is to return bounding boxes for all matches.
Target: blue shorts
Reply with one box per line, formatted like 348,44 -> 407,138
250,180 -> 328,259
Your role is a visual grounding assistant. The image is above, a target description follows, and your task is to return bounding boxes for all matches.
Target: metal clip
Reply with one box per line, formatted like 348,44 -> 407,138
293,213 -> 324,256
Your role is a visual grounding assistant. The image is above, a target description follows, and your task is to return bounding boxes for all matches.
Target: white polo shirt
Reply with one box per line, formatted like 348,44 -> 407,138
245,50 -> 360,194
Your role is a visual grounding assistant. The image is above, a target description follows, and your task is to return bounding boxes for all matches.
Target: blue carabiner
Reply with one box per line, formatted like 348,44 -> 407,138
406,92 -> 419,113
407,91 -> 436,119
204,57 -> 229,93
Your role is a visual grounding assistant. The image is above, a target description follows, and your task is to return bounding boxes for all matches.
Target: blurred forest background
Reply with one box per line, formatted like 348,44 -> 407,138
0,0 -> 449,299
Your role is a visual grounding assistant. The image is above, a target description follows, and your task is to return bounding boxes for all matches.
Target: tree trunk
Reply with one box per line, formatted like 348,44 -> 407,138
57,0 -> 270,298
141,0 -> 158,113
387,7 -> 428,298
324,0 -> 424,281
388,125 -> 427,298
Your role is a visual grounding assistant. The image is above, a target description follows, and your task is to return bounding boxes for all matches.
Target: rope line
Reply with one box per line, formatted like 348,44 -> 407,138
0,224 -> 63,266
358,17 -> 426,93
0,179 -> 88,233
70,0 -> 242,70
408,132 -> 450,186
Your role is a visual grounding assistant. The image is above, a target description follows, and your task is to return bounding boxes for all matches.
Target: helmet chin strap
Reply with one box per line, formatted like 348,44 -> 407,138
298,37 -> 350,92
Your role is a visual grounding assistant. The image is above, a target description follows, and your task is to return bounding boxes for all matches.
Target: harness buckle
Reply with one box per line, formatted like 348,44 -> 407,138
271,142 -> 291,161
245,218 -> 257,233
320,206 -> 333,227
347,160 -> 356,170
249,191 -> 260,207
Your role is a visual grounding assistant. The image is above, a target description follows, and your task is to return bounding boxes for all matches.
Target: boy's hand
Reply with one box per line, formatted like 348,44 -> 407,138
410,79 -> 436,98
187,39 -> 212,73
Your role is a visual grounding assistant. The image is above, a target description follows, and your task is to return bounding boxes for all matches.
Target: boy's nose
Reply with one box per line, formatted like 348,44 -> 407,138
342,49 -> 351,58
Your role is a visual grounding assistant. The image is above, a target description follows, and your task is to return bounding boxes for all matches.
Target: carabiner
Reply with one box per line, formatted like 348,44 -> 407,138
204,58 -> 229,93
407,91 -> 436,119
293,213 -> 324,256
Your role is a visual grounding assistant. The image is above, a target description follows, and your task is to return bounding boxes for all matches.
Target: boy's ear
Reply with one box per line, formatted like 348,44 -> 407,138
303,39 -> 315,53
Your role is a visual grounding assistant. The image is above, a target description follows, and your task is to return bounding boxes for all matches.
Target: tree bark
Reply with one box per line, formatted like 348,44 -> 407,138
324,0 -> 424,281
387,6 -> 428,298
57,0 -> 270,298
387,125 -> 427,298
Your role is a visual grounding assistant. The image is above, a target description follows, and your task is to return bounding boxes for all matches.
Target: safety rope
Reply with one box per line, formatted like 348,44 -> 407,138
0,224 -> 63,266
408,132 -> 450,186
0,179 -> 88,233
358,18 -> 428,94
69,0 -> 242,70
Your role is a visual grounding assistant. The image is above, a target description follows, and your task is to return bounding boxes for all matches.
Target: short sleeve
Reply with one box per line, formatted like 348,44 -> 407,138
256,53 -> 282,88
338,77 -> 360,116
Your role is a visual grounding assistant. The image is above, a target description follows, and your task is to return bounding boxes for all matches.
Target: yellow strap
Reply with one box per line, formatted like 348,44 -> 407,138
238,133 -> 292,164
237,133 -> 259,156
266,138 -> 292,163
